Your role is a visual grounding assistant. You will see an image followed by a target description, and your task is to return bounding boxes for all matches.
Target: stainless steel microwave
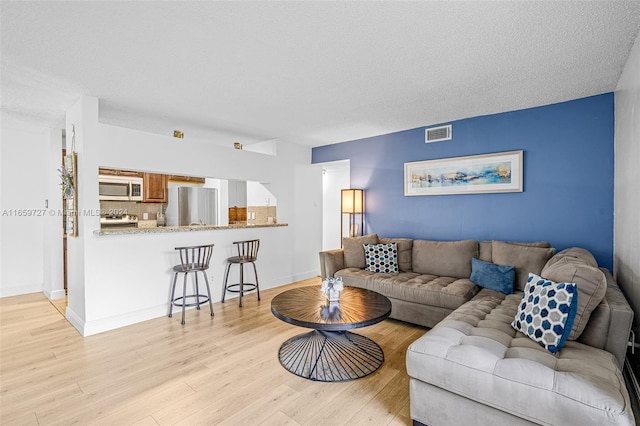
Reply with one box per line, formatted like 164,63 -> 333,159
98,175 -> 143,201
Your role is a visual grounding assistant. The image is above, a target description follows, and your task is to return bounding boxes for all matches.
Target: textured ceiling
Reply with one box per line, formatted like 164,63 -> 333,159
2,1 -> 640,147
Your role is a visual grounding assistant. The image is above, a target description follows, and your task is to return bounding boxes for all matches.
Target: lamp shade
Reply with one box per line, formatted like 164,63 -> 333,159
341,189 -> 364,214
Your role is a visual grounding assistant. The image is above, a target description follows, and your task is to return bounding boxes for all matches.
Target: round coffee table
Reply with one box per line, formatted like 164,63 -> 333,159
271,285 -> 392,382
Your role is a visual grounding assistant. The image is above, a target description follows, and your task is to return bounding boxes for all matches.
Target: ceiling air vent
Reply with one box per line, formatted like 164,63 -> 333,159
425,125 -> 452,143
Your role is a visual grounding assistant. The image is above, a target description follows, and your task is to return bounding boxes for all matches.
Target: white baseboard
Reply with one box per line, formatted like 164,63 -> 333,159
65,307 -> 85,336
67,302 -> 210,336
64,272 -> 321,337
82,304 -> 170,336
0,284 -> 42,298
44,289 -> 66,300
292,269 -> 320,283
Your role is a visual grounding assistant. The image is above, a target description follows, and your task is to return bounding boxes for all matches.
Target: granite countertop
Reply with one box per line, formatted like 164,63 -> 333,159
94,223 -> 287,236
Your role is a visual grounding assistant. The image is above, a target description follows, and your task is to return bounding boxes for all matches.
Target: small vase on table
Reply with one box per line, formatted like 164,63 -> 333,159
321,277 -> 344,303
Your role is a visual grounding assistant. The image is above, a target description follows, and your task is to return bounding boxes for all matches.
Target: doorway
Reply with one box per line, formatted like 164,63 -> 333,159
50,147 -> 69,317
62,148 -> 68,294
320,160 -> 350,251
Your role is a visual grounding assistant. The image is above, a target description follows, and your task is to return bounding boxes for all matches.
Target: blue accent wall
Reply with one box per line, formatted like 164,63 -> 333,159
312,94 -> 615,269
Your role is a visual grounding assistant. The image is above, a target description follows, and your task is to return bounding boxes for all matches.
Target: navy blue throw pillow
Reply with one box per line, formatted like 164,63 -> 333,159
470,257 -> 516,295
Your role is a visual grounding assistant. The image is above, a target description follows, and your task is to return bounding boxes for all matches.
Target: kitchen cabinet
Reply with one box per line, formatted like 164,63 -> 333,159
143,173 -> 168,203
228,207 -> 247,224
98,168 -> 143,178
228,180 -> 247,224
168,175 -> 206,184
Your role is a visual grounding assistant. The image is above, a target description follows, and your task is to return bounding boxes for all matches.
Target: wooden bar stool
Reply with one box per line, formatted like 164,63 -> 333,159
221,239 -> 260,307
168,244 -> 215,324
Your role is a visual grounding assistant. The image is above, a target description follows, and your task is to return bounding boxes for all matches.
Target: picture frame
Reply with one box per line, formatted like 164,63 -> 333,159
404,150 -> 523,196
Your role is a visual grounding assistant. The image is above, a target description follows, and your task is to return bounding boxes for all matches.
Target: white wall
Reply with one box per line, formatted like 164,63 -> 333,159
43,128 -> 65,300
321,160 -> 350,250
65,96 -> 322,336
0,116 -> 64,298
65,98 -> 95,326
614,31 -> 640,331
292,154 -> 323,281
247,181 -> 277,207
244,139 -> 277,156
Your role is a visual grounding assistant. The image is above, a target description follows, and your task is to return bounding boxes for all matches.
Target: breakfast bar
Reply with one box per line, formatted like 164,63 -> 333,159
64,221 -> 295,337
94,222 -> 287,236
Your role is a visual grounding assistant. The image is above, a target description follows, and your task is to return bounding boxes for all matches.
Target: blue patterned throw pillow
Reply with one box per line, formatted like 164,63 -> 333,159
512,273 -> 578,354
363,243 -> 399,274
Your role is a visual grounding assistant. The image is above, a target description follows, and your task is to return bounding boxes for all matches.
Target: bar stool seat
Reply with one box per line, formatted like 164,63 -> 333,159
222,239 -> 260,307
168,244 -> 215,324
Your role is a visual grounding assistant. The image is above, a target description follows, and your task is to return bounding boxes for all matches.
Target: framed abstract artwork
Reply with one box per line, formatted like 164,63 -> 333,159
404,150 -> 523,196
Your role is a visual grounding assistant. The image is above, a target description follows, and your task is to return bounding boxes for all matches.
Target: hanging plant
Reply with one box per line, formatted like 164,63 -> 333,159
59,165 -> 74,199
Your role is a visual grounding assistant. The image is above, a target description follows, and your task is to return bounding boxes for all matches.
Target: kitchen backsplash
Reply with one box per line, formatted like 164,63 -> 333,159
101,201 -> 275,225
247,206 -> 277,225
101,201 -> 165,219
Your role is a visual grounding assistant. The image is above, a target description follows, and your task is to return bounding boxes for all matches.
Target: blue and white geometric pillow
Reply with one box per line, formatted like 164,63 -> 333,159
511,273 -> 578,354
363,243 -> 399,274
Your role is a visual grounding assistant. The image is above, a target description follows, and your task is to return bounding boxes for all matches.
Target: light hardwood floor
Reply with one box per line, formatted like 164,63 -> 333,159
0,278 -> 426,425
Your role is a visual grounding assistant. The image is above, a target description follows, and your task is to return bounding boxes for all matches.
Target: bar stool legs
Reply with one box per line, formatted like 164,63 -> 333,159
222,262 -> 260,307
221,239 -> 260,307
252,262 -> 260,301
168,244 -> 215,324
169,269 -> 214,324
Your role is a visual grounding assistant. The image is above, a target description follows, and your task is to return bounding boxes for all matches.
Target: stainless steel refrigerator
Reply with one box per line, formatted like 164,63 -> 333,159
166,186 -> 218,226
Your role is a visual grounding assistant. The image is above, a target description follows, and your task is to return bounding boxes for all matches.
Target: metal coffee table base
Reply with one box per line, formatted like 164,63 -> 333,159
278,330 -> 384,382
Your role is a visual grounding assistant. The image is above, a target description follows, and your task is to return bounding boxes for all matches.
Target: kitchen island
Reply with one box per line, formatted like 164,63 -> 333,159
94,222 -> 287,236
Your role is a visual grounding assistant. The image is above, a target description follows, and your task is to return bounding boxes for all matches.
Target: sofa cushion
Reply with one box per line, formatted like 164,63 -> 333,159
412,240 -> 478,279
342,234 -> 378,268
335,269 -> 478,310
544,247 -> 598,270
478,241 -> 494,262
363,243 -> 399,274
379,238 -> 413,272
542,256 -> 607,340
511,273 -> 578,353
492,241 -> 555,291
479,240 -> 552,262
406,288 -> 635,425
470,257 -> 515,295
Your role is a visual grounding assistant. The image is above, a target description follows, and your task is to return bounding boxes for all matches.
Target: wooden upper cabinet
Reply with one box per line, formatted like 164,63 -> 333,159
99,168 -> 143,177
98,168 -> 117,176
143,173 -> 168,203
168,175 -> 206,184
119,170 -> 144,178
228,207 -> 247,224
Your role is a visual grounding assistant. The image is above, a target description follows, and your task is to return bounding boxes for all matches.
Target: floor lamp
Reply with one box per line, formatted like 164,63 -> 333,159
341,189 -> 364,241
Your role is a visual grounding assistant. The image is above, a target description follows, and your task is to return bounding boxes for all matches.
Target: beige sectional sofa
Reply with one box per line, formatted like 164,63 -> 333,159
320,235 -> 482,328
319,234 -> 635,425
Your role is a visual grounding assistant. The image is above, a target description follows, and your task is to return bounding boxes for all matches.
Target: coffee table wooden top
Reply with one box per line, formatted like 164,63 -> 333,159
271,285 -> 392,331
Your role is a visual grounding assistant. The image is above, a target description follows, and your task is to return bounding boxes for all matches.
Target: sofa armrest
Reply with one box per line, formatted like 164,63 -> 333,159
578,268 -> 634,368
319,249 -> 345,279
